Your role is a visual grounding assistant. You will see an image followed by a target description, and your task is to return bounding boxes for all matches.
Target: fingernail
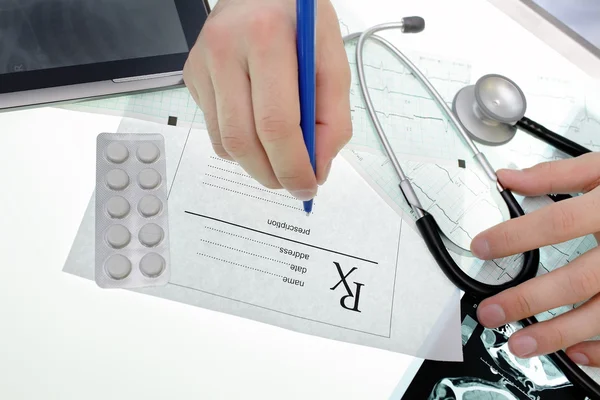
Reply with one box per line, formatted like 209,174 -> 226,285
500,166 -> 523,173
291,189 -> 316,201
471,237 -> 490,259
477,304 -> 506,327
570,352 -> 590,365
510,335 -> 538,357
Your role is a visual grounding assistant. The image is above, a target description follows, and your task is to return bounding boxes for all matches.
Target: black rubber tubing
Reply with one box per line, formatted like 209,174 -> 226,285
414,189 -> 539,302
517,116 -> 591,158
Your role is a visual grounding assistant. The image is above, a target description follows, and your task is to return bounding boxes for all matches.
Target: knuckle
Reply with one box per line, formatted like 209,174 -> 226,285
212,144 -> 232,160
201,18 -> 228,43
535,161 -> 557,193
551,204 -> 576,236
568,266 -> 600,299
513,291 -> 534,317
340,60 -> 352,89
546,325 -> 569,351
257,113 -> 296,143
260,178 -> 284,190
204,113 -> 220,134
339,123 -> 353,147
220,131 -> 249,158
201,20 -> 234,64
247,6 -> 288,43
501,228 -> 522,252
276,172 -> 304,188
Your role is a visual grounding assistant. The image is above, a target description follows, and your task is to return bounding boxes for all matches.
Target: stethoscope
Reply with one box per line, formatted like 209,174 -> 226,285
343,17 -> 598,399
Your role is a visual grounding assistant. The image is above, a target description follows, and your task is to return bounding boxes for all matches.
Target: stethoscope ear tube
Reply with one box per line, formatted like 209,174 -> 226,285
414,189 -> 539,302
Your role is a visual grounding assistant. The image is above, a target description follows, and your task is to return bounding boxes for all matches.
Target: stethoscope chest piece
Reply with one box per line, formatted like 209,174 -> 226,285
452,74 -> 527,146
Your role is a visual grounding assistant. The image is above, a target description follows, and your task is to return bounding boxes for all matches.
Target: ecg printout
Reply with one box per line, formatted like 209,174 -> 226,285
341,28 -> 474,163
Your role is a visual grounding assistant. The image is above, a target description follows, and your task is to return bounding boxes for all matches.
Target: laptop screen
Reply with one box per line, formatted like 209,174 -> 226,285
0,0 -> 190,74
529,0 -> 600,51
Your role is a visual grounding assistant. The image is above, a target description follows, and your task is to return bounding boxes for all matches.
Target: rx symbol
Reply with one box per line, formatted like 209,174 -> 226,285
330,262 -> 364,313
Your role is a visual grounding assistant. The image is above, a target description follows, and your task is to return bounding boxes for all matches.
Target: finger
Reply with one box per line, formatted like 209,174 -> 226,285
314,2 -> 352,185
567,340 -> 600,367
471,187 -> 600,259
202,25 -> 283,189
477,246 -> 600,328
497,152 -> 600,196
213,68 -> 282,189
184,45 -> 231,160
506,293 -> 600,359
246,9 -> 318,200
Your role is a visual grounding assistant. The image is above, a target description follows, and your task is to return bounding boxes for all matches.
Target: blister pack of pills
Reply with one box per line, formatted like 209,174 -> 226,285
95,132 -> 170,288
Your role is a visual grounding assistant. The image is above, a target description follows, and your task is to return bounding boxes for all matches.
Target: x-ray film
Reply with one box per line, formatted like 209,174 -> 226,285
396,295 -> 592,400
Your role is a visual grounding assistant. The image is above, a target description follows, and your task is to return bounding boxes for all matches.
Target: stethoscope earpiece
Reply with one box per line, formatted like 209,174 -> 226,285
452,74 -> 527,146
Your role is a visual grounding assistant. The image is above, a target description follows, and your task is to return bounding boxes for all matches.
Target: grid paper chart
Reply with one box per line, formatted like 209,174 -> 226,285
61,87 -> 204,128
343,33 -> 474,162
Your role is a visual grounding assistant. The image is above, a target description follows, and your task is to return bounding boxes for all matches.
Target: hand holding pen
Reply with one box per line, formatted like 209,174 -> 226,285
183,0 -> 352,204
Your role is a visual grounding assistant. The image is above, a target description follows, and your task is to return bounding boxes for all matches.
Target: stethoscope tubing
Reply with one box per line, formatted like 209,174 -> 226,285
517,116 -> 591,158
349,23 -> 540,296
346,20 -> 600,399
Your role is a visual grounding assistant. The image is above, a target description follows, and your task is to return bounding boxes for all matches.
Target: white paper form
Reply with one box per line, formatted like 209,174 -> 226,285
63,119 -> 463,361
168,138 -> 400,338
157,127 -> 462,360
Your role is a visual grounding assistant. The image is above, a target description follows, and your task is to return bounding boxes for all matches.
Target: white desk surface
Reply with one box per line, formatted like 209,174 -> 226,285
0,0 -> 595,399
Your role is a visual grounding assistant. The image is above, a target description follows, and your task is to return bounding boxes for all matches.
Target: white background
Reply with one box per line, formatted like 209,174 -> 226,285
0,0 -> 597,399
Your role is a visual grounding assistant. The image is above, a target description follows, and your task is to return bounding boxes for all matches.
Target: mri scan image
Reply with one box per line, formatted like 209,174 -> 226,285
400,297 -> 590,400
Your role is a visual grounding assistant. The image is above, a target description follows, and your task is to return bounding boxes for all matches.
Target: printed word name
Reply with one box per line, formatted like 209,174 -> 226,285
283,277 -> 304,287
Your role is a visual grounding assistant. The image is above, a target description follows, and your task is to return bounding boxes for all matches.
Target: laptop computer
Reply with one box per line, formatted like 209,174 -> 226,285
488,0 -> 600,79
0,0 -> 210,112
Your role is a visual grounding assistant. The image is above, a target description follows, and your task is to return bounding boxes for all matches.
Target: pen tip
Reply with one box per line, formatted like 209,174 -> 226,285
306,212 -> 310,216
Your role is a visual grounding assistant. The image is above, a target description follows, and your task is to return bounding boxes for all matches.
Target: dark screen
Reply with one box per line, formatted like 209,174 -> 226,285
530,0 -> 600,50
0,0 -> 189,74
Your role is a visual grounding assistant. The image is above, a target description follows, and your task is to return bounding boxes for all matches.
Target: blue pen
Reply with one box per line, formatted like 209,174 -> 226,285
296,0 -> 317,215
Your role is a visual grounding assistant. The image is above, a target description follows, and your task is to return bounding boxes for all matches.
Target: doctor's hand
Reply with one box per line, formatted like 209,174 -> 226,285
471,152 -> 600,367
183,0 -> 352,201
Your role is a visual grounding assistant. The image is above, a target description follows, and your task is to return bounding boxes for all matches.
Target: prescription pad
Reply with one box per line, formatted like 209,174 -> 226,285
63,118 -> 462,361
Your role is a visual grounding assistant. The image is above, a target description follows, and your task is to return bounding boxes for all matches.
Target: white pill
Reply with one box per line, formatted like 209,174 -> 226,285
139,253 -> 165,278
106,196 -> 130,218
106,142 -> 129,164
139,223 -> 164,247
105,254 -> 132,280
106,225 -> 131,248
137,142 -> 160,163
138,195 -> 162,217
106,169 -> 129,190
138,168 -> 161,189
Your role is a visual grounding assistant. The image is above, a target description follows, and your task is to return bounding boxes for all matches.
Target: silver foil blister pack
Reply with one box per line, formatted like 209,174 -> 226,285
95,132 -> 170,288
